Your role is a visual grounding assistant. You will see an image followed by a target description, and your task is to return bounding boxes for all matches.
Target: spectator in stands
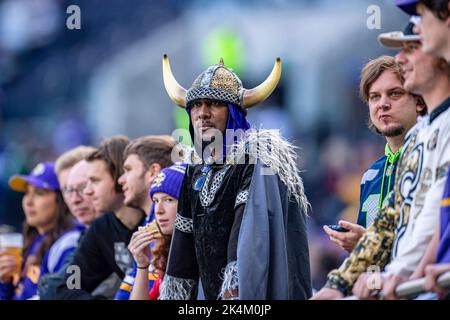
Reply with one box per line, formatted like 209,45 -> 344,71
53,136 -> 145,299
324,55 -> 426,253
114,135 -> 176,300
0,162 -> 83,299
382,168 -> 450,300
128,163 -> 186,300
397,0 -> 450,63
38,158 -> 101,299
422,169 -> 450,299
64,160 -> 100,226
55,146 -> 97,206
312,22 -> 450,300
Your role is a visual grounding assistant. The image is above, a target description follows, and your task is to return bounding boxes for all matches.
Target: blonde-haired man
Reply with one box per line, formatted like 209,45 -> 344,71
55,145 -> 96,204
324,55 -> 425,253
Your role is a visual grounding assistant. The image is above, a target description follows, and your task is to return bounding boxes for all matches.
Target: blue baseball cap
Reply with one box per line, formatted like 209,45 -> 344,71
9,162 -> 60,192
396,0 -> 419,15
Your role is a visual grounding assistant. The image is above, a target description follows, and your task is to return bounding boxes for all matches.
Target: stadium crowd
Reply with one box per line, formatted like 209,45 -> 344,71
0,0 -> 449,300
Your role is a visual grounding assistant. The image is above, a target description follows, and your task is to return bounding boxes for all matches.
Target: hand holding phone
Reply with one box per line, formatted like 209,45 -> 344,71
327,224 -> 350,232
324,221 -> 367,253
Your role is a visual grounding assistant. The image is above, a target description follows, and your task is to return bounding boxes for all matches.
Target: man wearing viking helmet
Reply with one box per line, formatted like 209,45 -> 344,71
159,55 -> 312,300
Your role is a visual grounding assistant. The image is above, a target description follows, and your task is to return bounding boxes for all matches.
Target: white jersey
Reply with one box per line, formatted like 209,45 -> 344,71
385,97 -> 450,277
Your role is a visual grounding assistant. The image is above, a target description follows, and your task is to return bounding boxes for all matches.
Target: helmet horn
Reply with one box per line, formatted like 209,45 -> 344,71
242,57 -> 282,108
162,54 -> 187,108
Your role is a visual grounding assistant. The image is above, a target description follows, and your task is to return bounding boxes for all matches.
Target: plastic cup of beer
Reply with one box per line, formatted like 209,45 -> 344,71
0,233 -> 23,284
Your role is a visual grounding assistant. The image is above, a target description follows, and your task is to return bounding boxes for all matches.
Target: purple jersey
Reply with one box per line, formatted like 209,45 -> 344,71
437,168 -> 450,264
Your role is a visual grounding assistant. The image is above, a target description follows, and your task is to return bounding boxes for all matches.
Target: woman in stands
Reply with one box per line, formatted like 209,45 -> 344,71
128,163 -> 186,300
0,162 -> 84,300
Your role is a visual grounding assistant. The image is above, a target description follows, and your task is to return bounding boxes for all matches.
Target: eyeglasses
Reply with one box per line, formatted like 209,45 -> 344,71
64,183 -> 87,197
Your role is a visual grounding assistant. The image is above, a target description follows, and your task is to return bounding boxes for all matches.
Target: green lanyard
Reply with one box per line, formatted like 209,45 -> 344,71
378,143 -> 402,209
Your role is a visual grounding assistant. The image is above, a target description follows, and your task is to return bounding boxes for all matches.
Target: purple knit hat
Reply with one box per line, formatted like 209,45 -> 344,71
149,162 -> 187,200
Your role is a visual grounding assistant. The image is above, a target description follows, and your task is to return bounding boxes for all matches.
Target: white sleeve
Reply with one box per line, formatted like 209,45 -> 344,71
386,117 -> 450,277
385,177 -> 445,277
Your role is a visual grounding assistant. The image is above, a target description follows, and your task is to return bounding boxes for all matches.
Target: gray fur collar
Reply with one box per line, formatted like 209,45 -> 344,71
173,129 -> 309,213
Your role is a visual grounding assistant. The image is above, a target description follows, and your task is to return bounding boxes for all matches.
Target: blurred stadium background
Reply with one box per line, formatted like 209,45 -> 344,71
0,0 -> 411,288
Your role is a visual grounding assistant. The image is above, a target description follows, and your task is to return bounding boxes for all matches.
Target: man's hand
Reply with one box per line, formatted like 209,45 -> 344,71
382,274 -> 405,300
323,220 -> 366,253
310,287 -> 344,300
223,289 -> 239,300
409,268 -> 425,280
424,263 -> 450,299
352,272 -> 383,299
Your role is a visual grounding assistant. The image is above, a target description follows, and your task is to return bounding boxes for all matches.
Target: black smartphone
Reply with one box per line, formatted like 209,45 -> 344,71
327,224 -> 350,232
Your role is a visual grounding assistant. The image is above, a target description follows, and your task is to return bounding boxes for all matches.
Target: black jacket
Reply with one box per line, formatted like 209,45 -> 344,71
52,212 -> 144,300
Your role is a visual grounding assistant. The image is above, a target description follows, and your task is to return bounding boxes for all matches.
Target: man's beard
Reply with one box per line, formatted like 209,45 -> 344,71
125,193 -> 147,212
193,132 -> 223,161
125,183 -> 148,211
378,125 -> 405,137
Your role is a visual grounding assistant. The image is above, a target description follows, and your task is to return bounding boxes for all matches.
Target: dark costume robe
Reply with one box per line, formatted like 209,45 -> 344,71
160,130 -> 312,300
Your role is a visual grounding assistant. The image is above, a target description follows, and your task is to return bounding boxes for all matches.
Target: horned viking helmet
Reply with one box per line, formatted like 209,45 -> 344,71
162,54 -> 282,109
